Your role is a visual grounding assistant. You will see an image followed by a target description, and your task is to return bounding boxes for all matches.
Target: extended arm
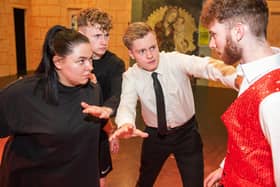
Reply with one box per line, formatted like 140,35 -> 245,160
103,59 -> 125,116
113,71 -> 149,139
174,53 -> 238,90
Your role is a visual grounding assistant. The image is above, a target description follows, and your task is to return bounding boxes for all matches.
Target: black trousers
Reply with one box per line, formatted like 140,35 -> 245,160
136,116 -> 203,187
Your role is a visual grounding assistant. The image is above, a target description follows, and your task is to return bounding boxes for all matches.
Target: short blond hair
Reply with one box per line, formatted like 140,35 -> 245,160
123,22 -> 154,49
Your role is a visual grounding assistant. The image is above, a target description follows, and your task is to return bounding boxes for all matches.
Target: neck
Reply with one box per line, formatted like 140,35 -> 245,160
93,54 -> 101,60
241,41 -> 273,64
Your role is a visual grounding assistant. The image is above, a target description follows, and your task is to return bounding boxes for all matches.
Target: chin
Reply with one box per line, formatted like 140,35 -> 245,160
80,79 -> 89,85
99,50 -> 107,55
144,67 -> 157,72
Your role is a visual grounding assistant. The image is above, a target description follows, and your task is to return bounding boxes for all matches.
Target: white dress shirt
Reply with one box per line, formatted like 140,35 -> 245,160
115,51 -> 236,129
237,49 -> 280,186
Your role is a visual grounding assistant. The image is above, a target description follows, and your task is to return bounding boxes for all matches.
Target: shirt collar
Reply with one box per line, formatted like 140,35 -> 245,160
135,59 -> 164,76
154,59 -> 164,75
239,47 -> 280,84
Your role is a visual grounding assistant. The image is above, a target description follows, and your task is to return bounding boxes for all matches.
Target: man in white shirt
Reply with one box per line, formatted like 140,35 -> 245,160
200,0 -> 280,186
108,22 -> 237,187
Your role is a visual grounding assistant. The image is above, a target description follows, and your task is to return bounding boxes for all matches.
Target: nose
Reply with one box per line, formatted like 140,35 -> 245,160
88,64 -> 93,71
85,60 -> 93,71
146,50 -> 153,59
100,35 -> 109,45
209,37 -> 216,49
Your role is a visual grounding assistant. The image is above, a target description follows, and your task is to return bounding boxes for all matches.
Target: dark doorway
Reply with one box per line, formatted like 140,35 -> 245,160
13,8 -> 27,77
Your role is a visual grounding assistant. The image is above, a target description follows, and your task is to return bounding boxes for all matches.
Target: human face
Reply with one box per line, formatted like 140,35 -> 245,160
80,24 -> 109,59
223,35 -> 242,65
54,43 -> 93,87
208,20 -> 242,65
128,32 -> 160,72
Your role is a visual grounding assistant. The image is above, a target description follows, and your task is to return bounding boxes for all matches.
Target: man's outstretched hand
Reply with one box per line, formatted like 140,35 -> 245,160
109,124 -> 149,141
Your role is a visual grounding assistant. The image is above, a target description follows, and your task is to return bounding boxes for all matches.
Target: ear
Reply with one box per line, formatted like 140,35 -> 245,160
78,26 -> 90,36
78,27 -> 86,35
53,55 -> 63,70
233,23 -> 244,42
128,50 -> 135,60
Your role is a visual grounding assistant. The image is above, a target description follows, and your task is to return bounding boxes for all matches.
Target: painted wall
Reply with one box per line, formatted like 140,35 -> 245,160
0,0 -> 31,76
0,0 -> 131,77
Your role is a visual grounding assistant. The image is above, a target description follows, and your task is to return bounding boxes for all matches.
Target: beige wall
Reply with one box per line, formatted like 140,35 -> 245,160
0,0 -> 131,77
0,0 -> 30,76
267,0 -> 280,48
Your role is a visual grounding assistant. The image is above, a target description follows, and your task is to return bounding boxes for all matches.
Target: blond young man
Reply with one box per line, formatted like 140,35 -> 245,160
108,22 -> 237,187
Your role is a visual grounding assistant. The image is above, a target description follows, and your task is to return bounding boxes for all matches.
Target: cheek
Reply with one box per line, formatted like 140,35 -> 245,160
134,56 -> 146,66
64,66 -> 82,79
90,40 -> 98,48
68,69 -> 86,85
216,39 -> 226,51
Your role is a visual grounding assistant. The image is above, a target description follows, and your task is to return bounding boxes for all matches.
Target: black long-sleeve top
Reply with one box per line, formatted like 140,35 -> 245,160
0,76 -> 102,187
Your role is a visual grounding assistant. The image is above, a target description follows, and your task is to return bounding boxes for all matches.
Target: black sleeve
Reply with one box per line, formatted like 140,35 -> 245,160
103,57 -> 125,117
0,90 -> 12,138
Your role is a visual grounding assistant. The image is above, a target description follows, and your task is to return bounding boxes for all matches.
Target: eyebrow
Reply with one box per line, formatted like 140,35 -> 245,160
136,44 -> 156,51
76,55 -> 93,60
209,31 -> 216,36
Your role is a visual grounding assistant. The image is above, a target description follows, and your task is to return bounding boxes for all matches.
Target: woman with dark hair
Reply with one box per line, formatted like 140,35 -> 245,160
0,25 -> 108,187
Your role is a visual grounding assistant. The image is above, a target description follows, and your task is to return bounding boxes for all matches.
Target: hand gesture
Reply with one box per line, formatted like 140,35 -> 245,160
89,73 -> 97,84
109,135 -> 119,154
81,102 -> 112,119
109,124 -> 149,140
204,167 -> 223,187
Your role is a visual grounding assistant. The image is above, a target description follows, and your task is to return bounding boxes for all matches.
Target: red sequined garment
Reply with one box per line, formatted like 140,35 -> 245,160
221,69 -> 280,186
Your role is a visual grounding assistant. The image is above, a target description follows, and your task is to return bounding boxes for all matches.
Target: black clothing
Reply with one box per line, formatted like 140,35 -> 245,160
93,51 -> 125,115
93,51 -> 125,177
99,137 -> 112,177
151,72 -> 168,135
0,76 -> 102,187
136,117 -> 204,187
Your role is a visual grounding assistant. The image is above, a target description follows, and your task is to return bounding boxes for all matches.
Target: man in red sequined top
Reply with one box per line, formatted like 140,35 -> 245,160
200,0 -> 280,186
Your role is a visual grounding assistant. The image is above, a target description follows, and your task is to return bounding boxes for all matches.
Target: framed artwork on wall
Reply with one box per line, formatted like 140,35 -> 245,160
142,0 -> 202,55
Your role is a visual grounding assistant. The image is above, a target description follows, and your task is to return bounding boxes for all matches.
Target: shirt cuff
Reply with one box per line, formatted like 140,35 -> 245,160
219,158 -> 225,168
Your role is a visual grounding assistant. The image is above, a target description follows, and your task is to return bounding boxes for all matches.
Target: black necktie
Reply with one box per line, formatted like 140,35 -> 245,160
151,72 -> 168,135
